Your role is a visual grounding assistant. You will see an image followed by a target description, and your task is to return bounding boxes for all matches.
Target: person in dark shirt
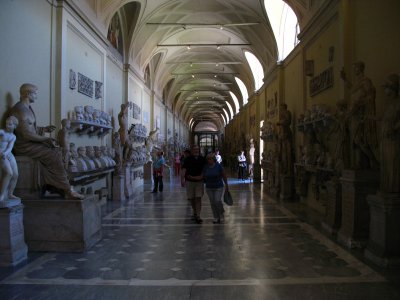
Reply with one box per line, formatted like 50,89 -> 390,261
181,145 -> 206,224
203,153 -> 229,223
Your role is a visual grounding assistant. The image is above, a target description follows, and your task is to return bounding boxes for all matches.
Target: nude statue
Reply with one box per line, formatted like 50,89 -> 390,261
9,83 -> 84,199
0,116 -> 20,206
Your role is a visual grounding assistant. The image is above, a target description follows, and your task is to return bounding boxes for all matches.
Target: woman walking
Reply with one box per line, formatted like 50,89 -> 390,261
203,153 -> 229,223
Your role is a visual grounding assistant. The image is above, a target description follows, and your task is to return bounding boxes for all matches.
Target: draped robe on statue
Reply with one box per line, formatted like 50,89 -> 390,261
9,102 -> 71,192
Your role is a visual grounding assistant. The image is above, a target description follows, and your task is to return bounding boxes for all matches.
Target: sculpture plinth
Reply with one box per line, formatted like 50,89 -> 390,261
0,204 -> 28,266
364,193 -> 400,267
22,195 -> 101,252
321,178 -> 342,236
338,169 -> 378,248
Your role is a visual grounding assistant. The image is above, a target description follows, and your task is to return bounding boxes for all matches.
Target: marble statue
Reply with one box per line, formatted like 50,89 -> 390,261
74,106 -> 84,121
0,116 -> 20,206
94,146 -> 108,168
341,61 -> 378,169
276,103 -> 293,176
145,128 -> 158,162
68,143 -> 79,173
57,118 -> 71,170
380,74 -> 400,193
249,138 -> 255,165
86,146 -> 102,169
84,105 -> 94,122
9,83 -> 84,199
118,103 -> 129,146
112,132 -> 122,173
77,146 -> 96,171
330,100 -> 349,172
72,145 -> 87,172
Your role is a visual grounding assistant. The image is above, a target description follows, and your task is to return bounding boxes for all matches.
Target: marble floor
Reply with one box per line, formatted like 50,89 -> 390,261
1,176 -> 400,300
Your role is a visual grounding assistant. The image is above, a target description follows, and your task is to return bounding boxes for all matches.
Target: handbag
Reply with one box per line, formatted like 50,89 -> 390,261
223,190 -> 233,206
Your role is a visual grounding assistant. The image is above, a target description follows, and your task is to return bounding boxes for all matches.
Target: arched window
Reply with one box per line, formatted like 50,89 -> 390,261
265,0 -> 299,61
222,108 -> 230,123
226,101 -> 234,119
244,51 -> 264,91
235,77 -> 249,105
229,92 -> 240,114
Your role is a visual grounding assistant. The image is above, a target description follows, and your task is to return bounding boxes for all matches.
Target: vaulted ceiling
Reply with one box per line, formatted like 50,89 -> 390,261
78,0 -> 325,131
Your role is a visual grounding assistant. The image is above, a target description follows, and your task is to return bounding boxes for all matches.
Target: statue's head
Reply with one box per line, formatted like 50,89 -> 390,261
19,83 -> 38,102
5,115 -> 18,132
353,61 -> 365,74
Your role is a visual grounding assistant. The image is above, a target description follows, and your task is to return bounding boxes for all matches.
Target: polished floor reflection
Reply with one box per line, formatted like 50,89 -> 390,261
1,177 -> 399,299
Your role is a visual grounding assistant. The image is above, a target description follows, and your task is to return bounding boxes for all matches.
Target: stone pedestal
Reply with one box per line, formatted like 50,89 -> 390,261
280,175 -> 293,201
0,204 -> 28,266
364,193 -> 400,267
15,156 -> 41,199
338,169 -> 378,248
124,164 -> 133,198
143,161 -> 153,184
253,163 -> 262,183
112,174 -> 126,201
22,195 -> 101,252
321,179 -> 342,236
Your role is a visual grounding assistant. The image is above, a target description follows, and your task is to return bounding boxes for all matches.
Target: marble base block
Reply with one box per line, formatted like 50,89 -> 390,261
280,175 -> 294,201
143,162 -> 153,184
364,193 -> 400,267
321,179 -> 342,236
112,174 -> 126,201
22,195 -> 101,252
338,169 -> 378,248
0,204 -> 28,266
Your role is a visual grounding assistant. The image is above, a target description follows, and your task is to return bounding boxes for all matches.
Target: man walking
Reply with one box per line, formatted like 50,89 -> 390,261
181,145 -> 206,223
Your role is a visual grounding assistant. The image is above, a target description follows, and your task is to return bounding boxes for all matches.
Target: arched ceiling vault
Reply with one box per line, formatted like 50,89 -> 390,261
82,0 -> 320,131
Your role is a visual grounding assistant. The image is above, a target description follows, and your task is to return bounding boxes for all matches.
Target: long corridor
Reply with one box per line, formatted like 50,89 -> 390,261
0,177 -> 399,300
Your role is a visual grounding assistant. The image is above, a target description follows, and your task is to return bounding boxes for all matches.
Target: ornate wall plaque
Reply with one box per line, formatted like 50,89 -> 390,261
95,81 -> 103,99
69,69 -> 76,90
309,67 -> 333,97
78,73 -> 94,98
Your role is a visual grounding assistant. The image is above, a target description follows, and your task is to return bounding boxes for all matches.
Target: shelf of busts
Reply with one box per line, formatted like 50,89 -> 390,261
70,120 -> 112,137
294,163 -> 335,176
296,116 -> 332,132
68,167 -> 114,185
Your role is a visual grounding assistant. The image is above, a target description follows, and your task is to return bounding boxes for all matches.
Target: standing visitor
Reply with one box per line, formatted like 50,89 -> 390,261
151,151 -> 168,193
174,152 -> 181,176
181,145 -> 206,224
237,150 -> 247,181
203,153 -> 228,223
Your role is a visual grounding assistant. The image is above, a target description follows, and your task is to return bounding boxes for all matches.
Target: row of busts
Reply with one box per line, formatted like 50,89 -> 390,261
70,105 -> 112,126
68,144 -> 116,173
123,144 -> 147,165
298,143 -> 334,170
297,104 -> 331,125
128,124 -> 147,140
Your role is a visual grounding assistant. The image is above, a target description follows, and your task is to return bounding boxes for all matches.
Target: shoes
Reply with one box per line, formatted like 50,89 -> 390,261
213,218 -> 220,224
195,217 -> 203,224
151,191 -> 157,193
